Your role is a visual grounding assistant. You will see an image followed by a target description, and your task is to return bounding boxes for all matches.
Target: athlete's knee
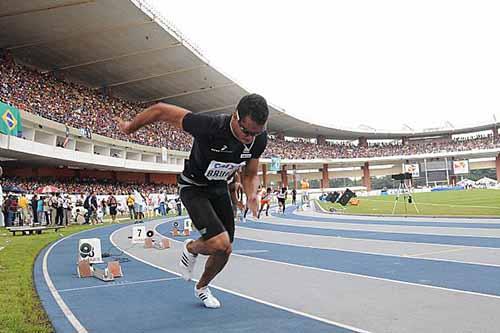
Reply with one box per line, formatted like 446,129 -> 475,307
207,233 -> 231,254
224,243 -> 232,256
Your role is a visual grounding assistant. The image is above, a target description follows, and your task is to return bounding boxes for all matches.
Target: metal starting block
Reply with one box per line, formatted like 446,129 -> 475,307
171,227 -> 180,236
93,267 -> 114,282
77,260 -> 123,282
144,237 -> 170,249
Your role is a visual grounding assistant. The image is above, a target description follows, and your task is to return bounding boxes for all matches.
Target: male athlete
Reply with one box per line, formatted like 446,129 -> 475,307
116,94 -> 268,308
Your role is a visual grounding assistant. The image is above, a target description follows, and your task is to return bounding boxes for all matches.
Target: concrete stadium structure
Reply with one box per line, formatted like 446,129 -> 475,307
1,0 -> 500,189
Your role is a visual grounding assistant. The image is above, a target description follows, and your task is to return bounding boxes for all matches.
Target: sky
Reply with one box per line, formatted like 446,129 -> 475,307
149,0 -> 500,132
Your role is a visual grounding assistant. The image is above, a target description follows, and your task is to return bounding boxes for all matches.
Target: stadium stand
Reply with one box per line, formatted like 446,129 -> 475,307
2,53 -> 500,161
2,176 -> 177,195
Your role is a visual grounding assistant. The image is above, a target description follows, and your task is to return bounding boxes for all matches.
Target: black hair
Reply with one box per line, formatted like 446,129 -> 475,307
237,93 -> 269,125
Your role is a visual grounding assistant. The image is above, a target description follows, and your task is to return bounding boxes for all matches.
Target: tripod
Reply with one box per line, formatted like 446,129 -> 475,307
391,180 -> 419,215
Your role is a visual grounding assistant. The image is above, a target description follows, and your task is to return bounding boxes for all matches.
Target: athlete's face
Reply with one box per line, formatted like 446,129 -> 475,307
232,112 -> 266,144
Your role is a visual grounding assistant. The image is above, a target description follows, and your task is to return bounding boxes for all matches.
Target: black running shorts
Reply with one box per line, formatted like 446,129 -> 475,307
180,185 -> 235,242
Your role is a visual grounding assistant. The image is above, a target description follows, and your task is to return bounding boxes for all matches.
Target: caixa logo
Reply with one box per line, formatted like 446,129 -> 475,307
213,162 -> 238,169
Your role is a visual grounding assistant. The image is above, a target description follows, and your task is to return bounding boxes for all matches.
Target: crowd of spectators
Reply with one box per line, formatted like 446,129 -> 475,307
0,54 -> 192,150
2,53 -> 500,160
2,176 -> 177,195
263,135 -> 500,159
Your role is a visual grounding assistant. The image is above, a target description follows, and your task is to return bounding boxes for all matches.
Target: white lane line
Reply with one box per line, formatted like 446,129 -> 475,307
58,277 -> 181,293
150,221 -> 500,301
235,231 -> 500,268
407,247 -> 469,258
43,233 -> 88,333
233,249 -> 269,254
257,217 -> 500,238
0,246 -> 5,252
110,225 -> 374,333
293,208 -> 500,223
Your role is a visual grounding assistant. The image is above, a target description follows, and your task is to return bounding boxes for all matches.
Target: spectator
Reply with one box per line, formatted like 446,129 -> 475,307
126,192 -> 135,220
107,192 -> 118,223
18,193 -> 30,225
31,194 -> 39,225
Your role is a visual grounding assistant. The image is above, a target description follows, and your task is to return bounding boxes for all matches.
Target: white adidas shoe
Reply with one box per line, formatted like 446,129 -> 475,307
179,239 -> 197,281
195,286 -> 221,309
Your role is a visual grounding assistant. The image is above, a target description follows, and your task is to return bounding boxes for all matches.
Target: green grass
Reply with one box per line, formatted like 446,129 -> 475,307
0,213 -> 179,333
317,189 -> 500,217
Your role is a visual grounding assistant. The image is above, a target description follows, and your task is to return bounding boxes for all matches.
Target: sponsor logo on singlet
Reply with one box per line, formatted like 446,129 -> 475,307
204,160 -> 243,181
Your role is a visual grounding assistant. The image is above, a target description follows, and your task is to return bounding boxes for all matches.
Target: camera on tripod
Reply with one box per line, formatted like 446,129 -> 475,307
391,172 -> 412,181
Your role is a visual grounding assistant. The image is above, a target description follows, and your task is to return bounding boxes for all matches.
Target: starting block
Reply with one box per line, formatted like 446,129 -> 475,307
154,238 -> 170,250
171,219 -> 193,237
77,260 -> 93,278
93,267 -> 114,282
144,237 -> 170,250
77,260 -> 123,282
144,237 -> 154,249
171,227 -> 180,236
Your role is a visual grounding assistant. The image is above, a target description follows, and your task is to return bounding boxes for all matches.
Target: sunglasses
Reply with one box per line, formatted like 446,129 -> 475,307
235,111 -> 265,137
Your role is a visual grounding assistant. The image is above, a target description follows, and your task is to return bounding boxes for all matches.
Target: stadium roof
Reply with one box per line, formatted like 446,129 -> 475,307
1,0 -> 498,140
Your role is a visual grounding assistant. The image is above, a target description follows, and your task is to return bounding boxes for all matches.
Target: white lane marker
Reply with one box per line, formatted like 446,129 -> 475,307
43,234 -> 88,333
58,276 -> 181,293
407,247 -> 468,258
233,249 -> 269,254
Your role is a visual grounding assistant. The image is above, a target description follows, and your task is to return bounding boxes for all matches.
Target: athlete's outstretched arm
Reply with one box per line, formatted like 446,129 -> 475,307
242,158 -> 261,217
115,103 -> 190,134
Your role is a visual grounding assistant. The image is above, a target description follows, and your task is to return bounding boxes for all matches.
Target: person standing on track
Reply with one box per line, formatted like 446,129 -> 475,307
116,94 -> 269,309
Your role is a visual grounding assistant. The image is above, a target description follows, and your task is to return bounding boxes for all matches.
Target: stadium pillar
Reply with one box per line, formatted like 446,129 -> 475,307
276,131 -> 285,140
496,154 -> 500,181
358,137 -> 368,148
362,162 -> 371,191
402,136 -> 408,145
317,135 -> 326,145
493,125 -> 499,139
293,164 -> 297,189
281,165 -> 288,188
322,164 -> 329,189
262,164 -> 268,187
145,173 -> 151,183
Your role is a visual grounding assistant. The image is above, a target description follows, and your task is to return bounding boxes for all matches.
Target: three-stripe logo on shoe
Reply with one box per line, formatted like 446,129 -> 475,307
181,253 -> 189,267
199,293 -> 208,301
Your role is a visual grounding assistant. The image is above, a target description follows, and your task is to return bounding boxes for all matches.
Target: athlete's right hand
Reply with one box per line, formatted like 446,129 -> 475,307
114,117 -> 133,134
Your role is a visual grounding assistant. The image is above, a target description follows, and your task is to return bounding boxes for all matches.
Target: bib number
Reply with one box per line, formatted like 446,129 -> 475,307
205,161 -> 242,181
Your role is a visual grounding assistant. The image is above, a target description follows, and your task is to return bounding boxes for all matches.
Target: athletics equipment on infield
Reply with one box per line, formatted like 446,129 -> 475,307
77,238 -> 123,282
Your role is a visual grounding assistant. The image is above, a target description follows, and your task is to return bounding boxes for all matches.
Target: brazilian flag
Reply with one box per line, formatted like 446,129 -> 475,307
0,101 -> 22,136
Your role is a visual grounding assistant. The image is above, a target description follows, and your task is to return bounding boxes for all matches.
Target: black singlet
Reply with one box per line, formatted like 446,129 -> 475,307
179,113 -> 267,187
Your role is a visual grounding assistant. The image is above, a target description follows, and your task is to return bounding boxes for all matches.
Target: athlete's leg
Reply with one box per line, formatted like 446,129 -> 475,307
180,187 -> 232,282
258,203 -> 264,218
189,232 -> 232,289
194,187 -> 235,288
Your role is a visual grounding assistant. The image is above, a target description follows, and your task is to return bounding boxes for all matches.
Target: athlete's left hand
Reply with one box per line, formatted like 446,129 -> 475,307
247,194 -> 259,217
114,117 -> 133,134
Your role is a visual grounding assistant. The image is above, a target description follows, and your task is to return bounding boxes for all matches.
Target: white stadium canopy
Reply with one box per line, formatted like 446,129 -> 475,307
1,0 -> 498,140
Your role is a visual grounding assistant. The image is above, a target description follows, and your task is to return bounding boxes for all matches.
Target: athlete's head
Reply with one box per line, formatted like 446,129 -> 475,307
232,94 -> 269,144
